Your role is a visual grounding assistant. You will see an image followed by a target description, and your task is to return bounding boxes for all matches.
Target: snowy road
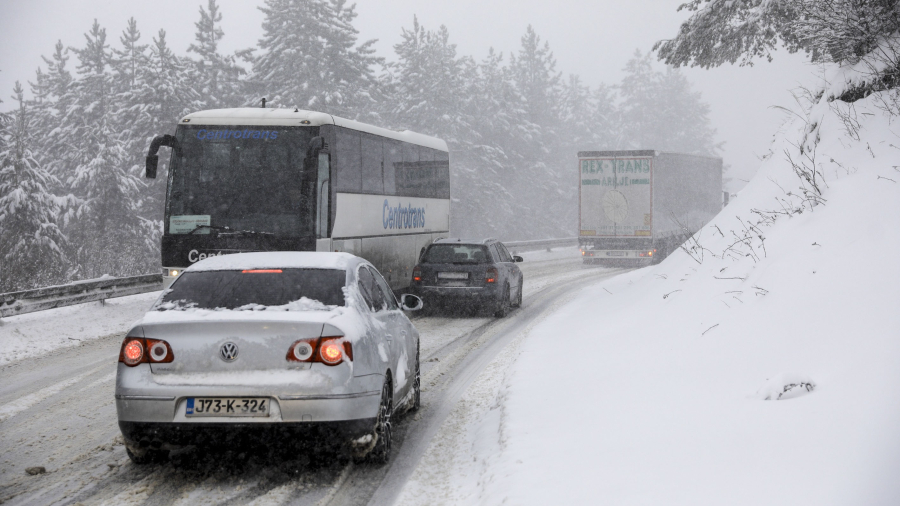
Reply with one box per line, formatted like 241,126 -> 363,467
0,248 -> 630,505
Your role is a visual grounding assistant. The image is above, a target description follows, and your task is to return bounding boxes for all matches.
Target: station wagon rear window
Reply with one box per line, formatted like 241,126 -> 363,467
422,244 -> 491,264
157,268 -> 346,310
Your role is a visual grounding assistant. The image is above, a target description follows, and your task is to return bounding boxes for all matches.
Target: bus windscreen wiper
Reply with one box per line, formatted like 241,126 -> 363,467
188,224 -> 232,235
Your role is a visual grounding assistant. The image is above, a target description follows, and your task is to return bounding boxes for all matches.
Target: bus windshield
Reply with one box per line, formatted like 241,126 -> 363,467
166,125 -> 319,237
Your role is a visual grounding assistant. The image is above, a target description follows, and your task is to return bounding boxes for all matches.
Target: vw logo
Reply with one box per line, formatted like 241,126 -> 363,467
220,342 -> 239,362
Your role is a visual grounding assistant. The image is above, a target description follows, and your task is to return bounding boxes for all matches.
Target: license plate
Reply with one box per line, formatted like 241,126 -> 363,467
438,272 -> 469,279
606,251 -> 627,257
186,397 -> 270,417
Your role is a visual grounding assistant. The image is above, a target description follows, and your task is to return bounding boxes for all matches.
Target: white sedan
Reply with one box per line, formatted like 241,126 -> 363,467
115,252 -> 423,464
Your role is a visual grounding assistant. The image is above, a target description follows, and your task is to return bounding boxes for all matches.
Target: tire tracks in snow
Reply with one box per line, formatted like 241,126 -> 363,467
323,265 -> 630,506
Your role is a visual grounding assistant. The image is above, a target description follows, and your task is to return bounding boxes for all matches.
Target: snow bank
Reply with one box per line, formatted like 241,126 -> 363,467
0,291 -> 161,365
405,91 -> 900,505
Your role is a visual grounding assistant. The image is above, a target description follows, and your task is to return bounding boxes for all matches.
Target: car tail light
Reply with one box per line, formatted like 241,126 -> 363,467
288,338 -> 317,362
287,337 -> 351,365
485,267 -> 498,283
122,339 -> 144,366
119,338 -> 174,366
412,266 -> 422,282
320,341 -> 343,364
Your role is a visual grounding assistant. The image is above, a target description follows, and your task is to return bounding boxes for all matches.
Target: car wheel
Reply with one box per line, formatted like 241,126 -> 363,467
126,446 -> 168,465
513,280 -> 523,308
494,283 -> 511,317
412,346 -> 421,411
370,376 -> 393,464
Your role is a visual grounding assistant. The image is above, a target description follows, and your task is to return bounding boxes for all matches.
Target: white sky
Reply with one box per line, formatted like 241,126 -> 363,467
0,0 -> 819,190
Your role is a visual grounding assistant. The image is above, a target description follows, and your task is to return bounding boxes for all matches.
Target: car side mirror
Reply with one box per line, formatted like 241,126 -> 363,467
400,294 -> 423,311
513,256 -> 524,262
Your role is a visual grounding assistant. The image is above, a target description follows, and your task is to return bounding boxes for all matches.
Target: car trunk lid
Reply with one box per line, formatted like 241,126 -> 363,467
144,320 -> 324,375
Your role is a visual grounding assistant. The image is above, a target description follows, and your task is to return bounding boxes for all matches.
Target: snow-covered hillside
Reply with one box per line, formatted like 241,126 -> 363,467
398,92 -> 900,504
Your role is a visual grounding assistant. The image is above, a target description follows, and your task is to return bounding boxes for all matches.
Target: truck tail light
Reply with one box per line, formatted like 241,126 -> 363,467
485,267 -> 498,283
287,337 -> 351,365
119,338 -> 174,366
412,266 -> 422,282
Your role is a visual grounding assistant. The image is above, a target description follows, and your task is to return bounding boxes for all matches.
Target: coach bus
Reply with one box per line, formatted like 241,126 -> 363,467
145,108 -> 450,290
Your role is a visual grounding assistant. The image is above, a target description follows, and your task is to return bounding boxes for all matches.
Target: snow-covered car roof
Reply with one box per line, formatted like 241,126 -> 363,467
184,252 -> 363,272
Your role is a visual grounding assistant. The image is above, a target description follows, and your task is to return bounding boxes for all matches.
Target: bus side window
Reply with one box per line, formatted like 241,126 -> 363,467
397,142 -> 419,197
418,146 -> 435,197
434,149 -> 450,199
335,128 -> 361,192
384,139 -> 400,195
361,132 -> 383,194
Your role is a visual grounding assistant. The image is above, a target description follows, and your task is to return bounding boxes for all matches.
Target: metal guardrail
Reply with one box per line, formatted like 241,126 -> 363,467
504,237 -> 578,253
0,274 -> 164,318
0,238 -> 578,319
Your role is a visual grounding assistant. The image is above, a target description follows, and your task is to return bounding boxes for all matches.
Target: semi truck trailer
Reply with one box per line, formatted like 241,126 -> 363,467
578,150 -> 722,264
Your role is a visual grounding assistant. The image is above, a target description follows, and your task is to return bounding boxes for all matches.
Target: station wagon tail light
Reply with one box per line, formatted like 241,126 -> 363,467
119,338 -> 174,366
287,337 -> 352,365
412,266 -> 422,282
485,267 -> 498,283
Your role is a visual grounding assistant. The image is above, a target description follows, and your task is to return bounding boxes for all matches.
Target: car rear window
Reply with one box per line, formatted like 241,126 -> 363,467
422,244 -> 491,264
157,268 -> 346,310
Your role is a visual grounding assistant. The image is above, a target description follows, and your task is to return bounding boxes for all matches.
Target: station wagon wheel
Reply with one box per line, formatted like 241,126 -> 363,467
370,377 -> 393,464
494,283 -> 511,317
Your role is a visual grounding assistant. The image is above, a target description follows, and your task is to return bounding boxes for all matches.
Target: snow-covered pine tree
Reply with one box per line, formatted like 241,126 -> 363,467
0,82 -> 68,291
654,0 -> 899,104
457,48 -> 529,239
588,83 -> 621,149
617,50 -> 719,156
30,41 -> 75,185
251,0 -> 382,116
388,17 -> 520,239
140,29 -> 201,224
111,17 -> 152,180
60,20 -> 150,279
388,17 -> 472,142
187,0 -> 245,109
509,26 -> 568,238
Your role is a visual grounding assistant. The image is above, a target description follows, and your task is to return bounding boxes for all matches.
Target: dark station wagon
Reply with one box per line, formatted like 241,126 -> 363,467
410,238 -> 523,316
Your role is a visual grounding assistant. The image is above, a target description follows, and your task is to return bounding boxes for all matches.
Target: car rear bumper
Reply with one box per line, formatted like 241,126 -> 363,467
119,418 -> 375,448
115,364 -> 383,424
412,285 -> 503,306
115,391 -> 381,424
